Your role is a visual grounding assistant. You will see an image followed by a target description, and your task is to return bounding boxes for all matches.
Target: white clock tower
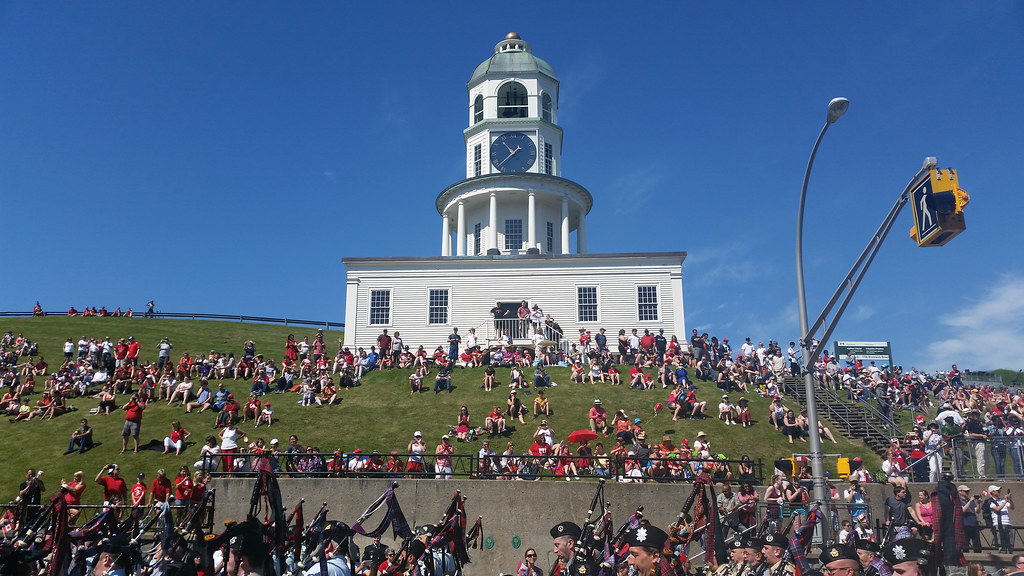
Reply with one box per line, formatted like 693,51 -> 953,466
437,33 -> 592,256
343,33 -> 686,361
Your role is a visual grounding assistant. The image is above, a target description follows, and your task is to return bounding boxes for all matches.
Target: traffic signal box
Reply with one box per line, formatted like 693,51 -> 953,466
909,167 -> 970,247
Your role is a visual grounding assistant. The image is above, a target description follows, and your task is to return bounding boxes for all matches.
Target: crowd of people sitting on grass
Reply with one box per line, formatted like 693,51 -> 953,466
0,321 -> 1016,489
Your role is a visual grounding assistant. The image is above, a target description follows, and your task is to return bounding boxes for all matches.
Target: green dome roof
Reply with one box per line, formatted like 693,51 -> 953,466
468,33 -> 557,86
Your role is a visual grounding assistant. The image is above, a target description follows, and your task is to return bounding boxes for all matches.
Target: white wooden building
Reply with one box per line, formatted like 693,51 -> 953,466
342,33 -> 687,351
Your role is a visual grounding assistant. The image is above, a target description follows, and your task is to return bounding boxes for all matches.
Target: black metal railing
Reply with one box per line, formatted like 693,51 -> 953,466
204,451 -> 765,484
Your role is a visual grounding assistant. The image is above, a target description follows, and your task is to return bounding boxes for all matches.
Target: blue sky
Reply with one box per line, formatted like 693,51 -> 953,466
2,2 -> 1022,372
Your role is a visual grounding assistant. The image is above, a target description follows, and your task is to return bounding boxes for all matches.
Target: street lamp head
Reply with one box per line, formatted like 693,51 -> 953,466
827,98 -> 849,124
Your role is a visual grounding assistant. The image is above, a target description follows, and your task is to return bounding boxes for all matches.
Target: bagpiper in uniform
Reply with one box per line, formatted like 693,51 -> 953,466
855,539 -> 892,576
882,539 -> 933,576
818,544 -> 862,576
623,525 -> 671,576
551,521 -> 598,576
761,532 -> 795,576
741,536 -> 769,576
714,539 -> 748,576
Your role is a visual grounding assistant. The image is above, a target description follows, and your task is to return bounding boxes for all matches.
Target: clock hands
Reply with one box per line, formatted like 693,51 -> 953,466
495,145 -> 521,168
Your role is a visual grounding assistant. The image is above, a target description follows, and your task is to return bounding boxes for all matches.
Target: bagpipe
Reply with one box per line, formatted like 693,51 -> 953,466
574,479 -> 611,568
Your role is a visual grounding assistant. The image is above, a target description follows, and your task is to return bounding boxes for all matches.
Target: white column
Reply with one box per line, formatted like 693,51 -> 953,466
577,209 -> 587,254
441,214 -> 450,256
456,201 -> 466,256
560,197 -> 570,254
527,192 -> 536,250
489,193 -> 498,252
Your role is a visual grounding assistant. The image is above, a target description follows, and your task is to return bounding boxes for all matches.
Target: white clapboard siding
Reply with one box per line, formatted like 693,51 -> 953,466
342,252 -> 686,352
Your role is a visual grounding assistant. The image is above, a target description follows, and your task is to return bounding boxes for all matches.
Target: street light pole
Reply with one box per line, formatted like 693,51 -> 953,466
796,97 -> 848,543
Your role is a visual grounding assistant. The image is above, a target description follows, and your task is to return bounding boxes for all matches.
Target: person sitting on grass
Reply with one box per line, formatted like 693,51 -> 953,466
434,364 -> 452,394
455,406 -> 472,441
255,402 -> 273,427
556,442 -> 580,480
483,364 -> 496,391
409,365 -> 426,394
485,405 -> 506,435
607,363 -> 621,385
163,420 -> 191,455
316,379 -> 337,406
570,361 -> 586,384
184,380 -> 211,414
242,393 -> 261,422
533,389 -> 551,418
507,390 -> 527,424
66,418 -> 94,454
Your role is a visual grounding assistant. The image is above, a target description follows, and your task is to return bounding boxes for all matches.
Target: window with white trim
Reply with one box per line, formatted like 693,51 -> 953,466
473,223 -> 481,255
473,144 -> 482,176
428,289 -> 449,325
546,222 -> 554,253
543,143 -> 553,175
577,286 -> 598,323
473,95 -> 484,124
369,289 -> 391,325
637,285 -> 659,321
542,93 -> 552,122
504,219 -> 523,250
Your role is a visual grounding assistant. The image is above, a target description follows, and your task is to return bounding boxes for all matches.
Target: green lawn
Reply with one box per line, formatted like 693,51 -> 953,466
0,317 -> 881,504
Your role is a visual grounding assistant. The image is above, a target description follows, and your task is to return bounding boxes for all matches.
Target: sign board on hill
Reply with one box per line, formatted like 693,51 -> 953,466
833,341 -> 893,369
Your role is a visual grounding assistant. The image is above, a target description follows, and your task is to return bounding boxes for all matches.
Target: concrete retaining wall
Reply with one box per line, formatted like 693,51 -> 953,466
209,478 -> 1024,575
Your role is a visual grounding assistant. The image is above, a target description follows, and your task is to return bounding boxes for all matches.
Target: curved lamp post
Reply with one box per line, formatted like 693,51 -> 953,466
795,97 -> 848,542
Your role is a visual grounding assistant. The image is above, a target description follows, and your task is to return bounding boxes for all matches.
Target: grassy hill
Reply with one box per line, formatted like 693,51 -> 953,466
0,317 -> 880,504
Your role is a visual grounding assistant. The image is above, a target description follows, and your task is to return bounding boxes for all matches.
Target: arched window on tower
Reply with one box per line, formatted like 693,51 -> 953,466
498,82 -> 528,119
542,93 -> 552,122
473,95 -> 484,124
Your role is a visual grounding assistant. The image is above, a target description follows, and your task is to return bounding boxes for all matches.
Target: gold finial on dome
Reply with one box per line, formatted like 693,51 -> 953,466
505,32 -> 521,40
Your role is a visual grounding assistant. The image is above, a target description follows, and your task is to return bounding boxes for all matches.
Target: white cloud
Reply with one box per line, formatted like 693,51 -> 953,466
608,163 -> 664,216
853,305 -> 876,322
920,272 -> 1024,370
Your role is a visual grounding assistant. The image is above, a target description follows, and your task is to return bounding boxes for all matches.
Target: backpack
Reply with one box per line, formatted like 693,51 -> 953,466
983,498 -> 996,527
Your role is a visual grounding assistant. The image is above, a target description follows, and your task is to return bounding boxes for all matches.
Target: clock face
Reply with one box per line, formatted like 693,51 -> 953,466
490,132 -> 537,173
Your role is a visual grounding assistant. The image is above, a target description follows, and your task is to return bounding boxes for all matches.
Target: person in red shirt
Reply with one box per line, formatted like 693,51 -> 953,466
130,473 -> 148,506
126,337 -> 141,367
190,471 -> 207,506
94,464 -> 127,503
529,434 -> 553,469
114,338 -> 129,368
173,465 -> 193,521
62,470 -> 86,525
120,394 -> 145,454
149,468 -> 172,505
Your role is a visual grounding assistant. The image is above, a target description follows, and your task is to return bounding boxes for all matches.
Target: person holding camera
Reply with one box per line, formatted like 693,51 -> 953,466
988,485 -> 1014,553
17,468 -> 45,527
95,463 -> 127,503
958,485 -> 982,553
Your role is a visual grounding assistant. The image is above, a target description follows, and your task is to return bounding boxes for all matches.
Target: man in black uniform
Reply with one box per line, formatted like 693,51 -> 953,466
624,525 -> 669,576
818,543 -> 862,576
882,538 -> 932,576
742,536 -> 768,576
714,538 -> 748,576
761,532 -> 794,576
551,521 -> 597,576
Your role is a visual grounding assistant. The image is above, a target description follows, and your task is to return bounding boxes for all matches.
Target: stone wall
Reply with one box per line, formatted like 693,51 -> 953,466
209,478 -> 1024,575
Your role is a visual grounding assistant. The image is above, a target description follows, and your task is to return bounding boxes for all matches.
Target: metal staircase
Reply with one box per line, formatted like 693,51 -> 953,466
781,376 -> 902,455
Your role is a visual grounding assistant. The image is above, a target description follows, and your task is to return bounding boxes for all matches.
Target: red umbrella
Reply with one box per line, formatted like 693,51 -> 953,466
566,430 -> 599,444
